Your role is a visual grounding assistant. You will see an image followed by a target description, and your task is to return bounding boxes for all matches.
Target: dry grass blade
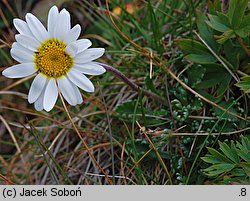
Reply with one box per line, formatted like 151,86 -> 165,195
58,90 -> 113,185
136,121 -> 172,184
23,122 -> 60,184
0,115 -> 25,164
1,74 -> 36,91
23,121 -> 73,184
0,174 -> 15,185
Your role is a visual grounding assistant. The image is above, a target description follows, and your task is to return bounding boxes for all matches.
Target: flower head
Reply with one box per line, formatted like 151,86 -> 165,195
2,6 -> 106,111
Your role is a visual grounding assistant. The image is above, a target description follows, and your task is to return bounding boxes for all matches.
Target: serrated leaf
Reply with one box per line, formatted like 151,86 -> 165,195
230,168 -> 246,177
202,137 -> 250,181
195,64 -> 231,91
219,141 -> 240,164
236,149 -> 250,162
241,137 -> 250,150
204,163 -> 235,177
230,142 -> 240,163
202,155 -> 225,164
241,164 -> 250,176
235,137 -> 250,162
206,147 -> 233,164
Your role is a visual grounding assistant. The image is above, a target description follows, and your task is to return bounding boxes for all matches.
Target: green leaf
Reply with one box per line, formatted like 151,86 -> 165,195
202,137 -> 250,181
227,0 -> 248,29
202,155 -> 226,164
196,11 -> 218,51
215,73 -> 231,98
236,149 -> 250,162
236,76 -> 250,93
230,168 -> 246,177
224,40 -> 240,69
236,137 -> 250,162
219,141 -> 240,164
203,163 -> 235,177
230,142 -> 241,163
235,137 -> 249,152
195,64 -> 231,92
241,137 -> 250,150
187,65 -> 206,87
185,53 -> 216,64
195,89 -> 216,102
116,100 -> 138,121
235,15 -> 250,38
206,147 -> 233,164
212,99 -> 239,121
176,39 -> 209,55
206,14 -> 230,32
241,164 -> 250,176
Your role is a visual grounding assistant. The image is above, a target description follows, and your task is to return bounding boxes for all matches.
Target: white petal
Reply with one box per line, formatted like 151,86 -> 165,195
64,24 -> 81,44
34,86 -> 46,111
25,13 -> 49,42
74,48 -> 105,63
71,82 -> 83,104
57,77 -> 78,105
54,9 -> 71,41
13,19 -> 33,37
15,34 -> 40,52
75,39 -> 92,54
73,62 -> 106,75
43,79 -> 58,112
67,69 -> 94,92
11,42 -> 34,63
65,43 -> 78,57
28,74 -> 47,103
2,63 -> 36,78
60,9 -> 71,30
47,5 -> 59,37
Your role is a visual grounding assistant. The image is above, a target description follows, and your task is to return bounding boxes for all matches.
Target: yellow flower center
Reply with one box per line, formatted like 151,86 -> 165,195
34,39 -> 73,78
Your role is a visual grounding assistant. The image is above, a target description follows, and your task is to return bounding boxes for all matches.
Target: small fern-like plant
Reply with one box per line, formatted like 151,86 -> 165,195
202,136 -> 250,184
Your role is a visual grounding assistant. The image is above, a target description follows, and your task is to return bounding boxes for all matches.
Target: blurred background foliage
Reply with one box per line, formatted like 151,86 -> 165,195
0,0 -> 249,184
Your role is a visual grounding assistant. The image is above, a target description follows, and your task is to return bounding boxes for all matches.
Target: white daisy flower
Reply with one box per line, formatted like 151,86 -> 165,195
2,6 -> 106,112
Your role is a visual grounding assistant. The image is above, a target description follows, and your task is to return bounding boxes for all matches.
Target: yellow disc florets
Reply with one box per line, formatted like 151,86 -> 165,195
34,39 -> 73,78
